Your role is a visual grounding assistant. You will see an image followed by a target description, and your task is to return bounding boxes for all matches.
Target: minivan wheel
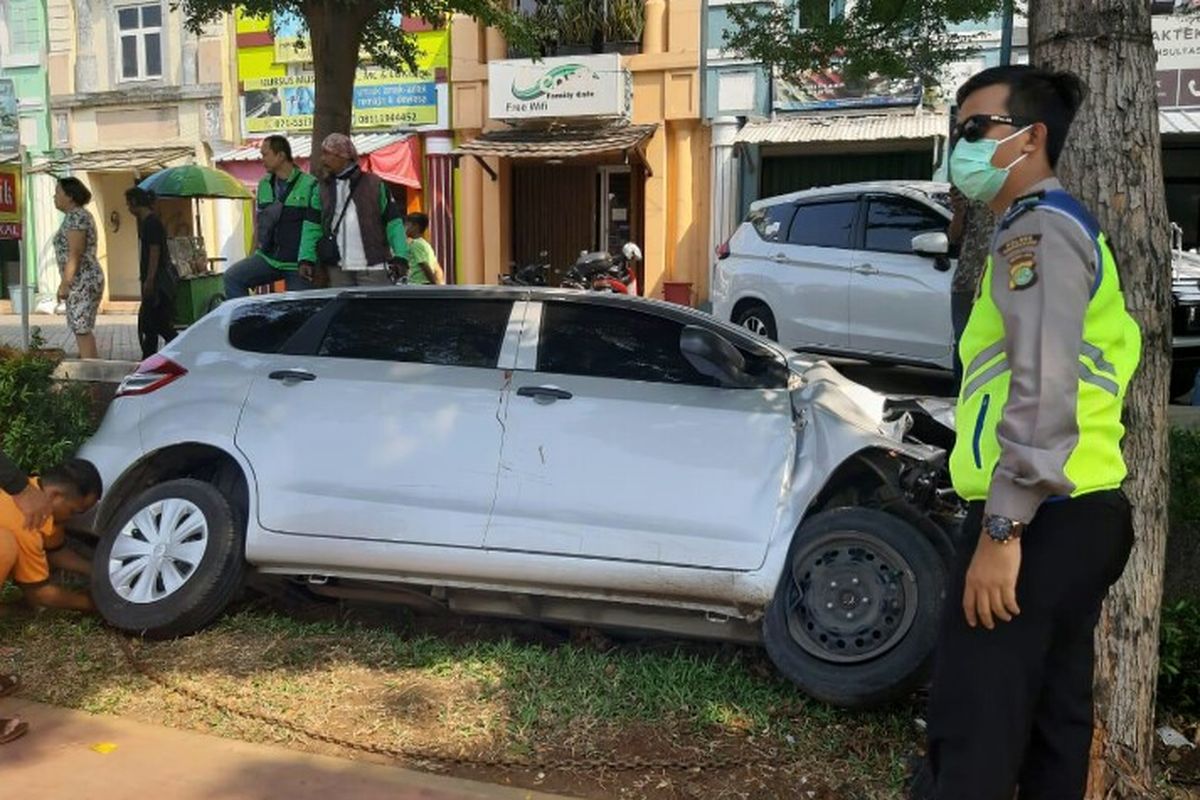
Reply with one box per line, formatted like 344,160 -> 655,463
763,508 -> 946,708
93,479 -> 246,639
735,303 -> 777,340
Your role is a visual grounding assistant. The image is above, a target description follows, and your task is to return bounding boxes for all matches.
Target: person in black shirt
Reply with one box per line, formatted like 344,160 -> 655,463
126,187 -> 178,359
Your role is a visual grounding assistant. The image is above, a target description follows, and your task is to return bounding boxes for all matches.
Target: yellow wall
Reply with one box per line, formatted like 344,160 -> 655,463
449,0 -> 712,302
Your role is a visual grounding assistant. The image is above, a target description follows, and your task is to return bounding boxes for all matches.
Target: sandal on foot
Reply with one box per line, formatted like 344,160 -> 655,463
0,674 -> 19,698
0,718 -> 27,744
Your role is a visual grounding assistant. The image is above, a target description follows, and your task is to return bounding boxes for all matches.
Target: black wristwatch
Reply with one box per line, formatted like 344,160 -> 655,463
983,514 -> 1024,544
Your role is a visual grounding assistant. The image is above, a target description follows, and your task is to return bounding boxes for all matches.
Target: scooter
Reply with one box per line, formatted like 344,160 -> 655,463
501,252 -> 552,287
560,242 -> 642,295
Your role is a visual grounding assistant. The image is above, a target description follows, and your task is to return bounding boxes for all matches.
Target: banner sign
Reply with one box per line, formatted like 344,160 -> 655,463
488,55 -> 630,120
0,164 -> 22,240
1154,5 -> 1200,107
242,72 -> 439,133
0,80 -> 18,157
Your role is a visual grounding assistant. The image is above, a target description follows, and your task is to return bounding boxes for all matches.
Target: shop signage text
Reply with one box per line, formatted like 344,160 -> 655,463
774,71 -> 922,113
0,165 -> 22,241
1155,10 -> 1200,108
0,80 -> 18,157
242,71 -> 439,133
489,55 -> 629,121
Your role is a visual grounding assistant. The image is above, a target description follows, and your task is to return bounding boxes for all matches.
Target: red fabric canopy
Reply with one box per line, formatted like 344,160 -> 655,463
363,137 -> 422,189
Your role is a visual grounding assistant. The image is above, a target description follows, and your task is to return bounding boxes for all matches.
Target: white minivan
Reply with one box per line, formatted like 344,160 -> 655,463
712,181 -> 957,370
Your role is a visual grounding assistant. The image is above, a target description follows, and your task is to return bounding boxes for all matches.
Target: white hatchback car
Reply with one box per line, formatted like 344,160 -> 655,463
78,287 -> 960,708
712,181 -> 957,370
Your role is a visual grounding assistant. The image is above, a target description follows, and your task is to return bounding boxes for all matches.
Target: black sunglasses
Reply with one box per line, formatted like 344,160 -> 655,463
951,114 -> 1034,145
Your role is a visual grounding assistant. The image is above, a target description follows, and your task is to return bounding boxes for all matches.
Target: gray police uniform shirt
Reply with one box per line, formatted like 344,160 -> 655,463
984,177 -> 1099,524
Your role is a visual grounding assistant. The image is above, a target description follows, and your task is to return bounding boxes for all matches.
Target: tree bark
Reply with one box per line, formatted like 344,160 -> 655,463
959,200 -> 996,286
1028,2 -> 1171,797
305,0 -> 375,177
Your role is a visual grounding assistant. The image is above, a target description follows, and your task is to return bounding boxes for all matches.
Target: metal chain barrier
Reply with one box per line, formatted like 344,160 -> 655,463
114,633 -> 761,773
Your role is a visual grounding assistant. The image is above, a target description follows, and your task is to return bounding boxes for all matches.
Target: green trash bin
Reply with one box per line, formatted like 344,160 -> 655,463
173,273 -> 226,328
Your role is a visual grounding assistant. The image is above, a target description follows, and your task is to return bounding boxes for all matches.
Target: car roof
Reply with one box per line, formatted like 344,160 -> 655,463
217,286 -> 791,361
748,180 -> 951,212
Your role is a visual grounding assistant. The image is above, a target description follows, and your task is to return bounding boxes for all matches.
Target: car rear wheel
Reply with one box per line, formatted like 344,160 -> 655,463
735,303 -> 777,340
763,508 -> 946,708
92,479 -> 246,639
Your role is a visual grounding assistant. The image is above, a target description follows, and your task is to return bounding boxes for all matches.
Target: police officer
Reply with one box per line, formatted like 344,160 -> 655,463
923,65 -> 1141,799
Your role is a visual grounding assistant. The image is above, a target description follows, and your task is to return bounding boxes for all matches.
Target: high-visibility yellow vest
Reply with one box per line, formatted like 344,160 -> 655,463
949,190 -> 1142,502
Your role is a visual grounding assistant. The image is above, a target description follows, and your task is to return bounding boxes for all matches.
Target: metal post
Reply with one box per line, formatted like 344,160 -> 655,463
18,144 -> 28,350
1000,0 -> 1014,66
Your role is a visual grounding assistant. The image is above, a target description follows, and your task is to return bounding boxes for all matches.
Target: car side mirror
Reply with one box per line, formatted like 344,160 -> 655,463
680,326 -> 751,388
912,232 -> 950,257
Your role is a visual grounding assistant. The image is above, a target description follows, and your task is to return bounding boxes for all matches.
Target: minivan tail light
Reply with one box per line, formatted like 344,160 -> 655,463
716,240 -> 731,260
115,355 -> 188,397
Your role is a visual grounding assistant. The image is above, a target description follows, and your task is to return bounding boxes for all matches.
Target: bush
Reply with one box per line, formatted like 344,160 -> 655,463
1160,600 -> 1200,713
0,340 -> 97,474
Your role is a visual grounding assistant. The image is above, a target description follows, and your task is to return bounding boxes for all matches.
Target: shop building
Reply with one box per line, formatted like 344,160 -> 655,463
449,0 -> 711,302
42,0 -> 241,307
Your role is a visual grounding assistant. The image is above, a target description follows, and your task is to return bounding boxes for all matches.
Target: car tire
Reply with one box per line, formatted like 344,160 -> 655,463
763,507 -> 946,709
735,303 -> 777,340
92,479 -> 246,639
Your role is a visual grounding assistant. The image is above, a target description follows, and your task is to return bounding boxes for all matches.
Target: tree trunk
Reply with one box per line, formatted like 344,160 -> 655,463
959,200 -> 996,285
1029,2 -> 1171,797
305,0 -> 374,177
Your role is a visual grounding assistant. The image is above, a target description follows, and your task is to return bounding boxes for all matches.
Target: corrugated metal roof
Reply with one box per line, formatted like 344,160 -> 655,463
453,124 -> 658,160
1161,109 -> 1200,136
735,112 -> 949,145
215,132 -> 412,162
29,146 -> 195,174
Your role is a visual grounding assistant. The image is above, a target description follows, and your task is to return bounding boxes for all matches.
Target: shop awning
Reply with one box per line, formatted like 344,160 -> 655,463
1161,109 -> 1200,136
735,112 -> 949,145
453,124 -> 658,165
29,145 -> 196,174
215,133 -> 422,188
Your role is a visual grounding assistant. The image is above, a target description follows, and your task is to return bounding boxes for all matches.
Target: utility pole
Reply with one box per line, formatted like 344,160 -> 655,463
1000,0 -> 1015,65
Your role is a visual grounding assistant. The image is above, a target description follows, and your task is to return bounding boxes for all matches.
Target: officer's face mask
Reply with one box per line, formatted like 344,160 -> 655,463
949,125 -> 1034,203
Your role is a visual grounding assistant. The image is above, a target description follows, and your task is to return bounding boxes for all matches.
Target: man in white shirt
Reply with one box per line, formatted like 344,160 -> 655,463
309,133 -> 408,287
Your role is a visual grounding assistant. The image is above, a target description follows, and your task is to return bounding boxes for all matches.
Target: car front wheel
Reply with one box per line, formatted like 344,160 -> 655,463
92,479 -> 246,639
735,303 -> 777,341
763,508 -> 946,708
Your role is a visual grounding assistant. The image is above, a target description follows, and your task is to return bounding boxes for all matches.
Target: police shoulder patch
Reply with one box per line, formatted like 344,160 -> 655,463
1008,255 -> 1038,291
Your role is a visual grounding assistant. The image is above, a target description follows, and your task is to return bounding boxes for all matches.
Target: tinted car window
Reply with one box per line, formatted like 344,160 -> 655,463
864,198 -> 947,254
787,200 -> 858,248
228,298 -> 330,354
538,303 -> 788,388
318,298 -> 512,368
750,202 -> 797,243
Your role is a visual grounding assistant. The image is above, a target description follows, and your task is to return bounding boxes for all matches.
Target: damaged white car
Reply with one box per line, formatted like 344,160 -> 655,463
77,288 -> 961,708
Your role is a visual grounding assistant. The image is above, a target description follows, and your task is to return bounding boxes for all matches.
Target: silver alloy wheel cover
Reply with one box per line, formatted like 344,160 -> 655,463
108,498 -> 210,604
743,315 -> 769,337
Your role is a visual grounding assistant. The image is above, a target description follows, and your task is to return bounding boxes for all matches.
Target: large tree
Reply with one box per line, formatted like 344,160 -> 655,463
178,0 -> 537,165
729,1 -> 1171,795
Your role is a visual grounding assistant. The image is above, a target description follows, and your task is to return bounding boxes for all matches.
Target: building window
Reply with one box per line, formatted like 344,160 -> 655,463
513,0 -> 645,56
4,0 -> 41,56
117,3 -> 164,81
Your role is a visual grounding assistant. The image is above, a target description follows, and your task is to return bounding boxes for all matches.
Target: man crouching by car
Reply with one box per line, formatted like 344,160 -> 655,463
0,458 -> 102,614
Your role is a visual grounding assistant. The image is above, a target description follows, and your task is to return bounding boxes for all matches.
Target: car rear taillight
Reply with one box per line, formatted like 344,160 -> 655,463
115,355 -> 188,397
716,240 -> 731,260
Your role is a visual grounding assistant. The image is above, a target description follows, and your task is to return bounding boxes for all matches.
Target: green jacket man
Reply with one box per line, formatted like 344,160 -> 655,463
223,135 -> 322,298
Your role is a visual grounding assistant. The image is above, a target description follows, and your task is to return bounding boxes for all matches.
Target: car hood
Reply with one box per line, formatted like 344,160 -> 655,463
788,358 -> 948,461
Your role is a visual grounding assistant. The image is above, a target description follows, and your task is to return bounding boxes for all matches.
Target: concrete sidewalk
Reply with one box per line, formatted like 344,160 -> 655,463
0,313 -> 141,362
1,699 -> 570,800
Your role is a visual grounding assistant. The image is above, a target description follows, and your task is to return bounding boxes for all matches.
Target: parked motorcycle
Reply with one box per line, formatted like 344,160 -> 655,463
560,242 -> 642,295
501,251 -> 552,287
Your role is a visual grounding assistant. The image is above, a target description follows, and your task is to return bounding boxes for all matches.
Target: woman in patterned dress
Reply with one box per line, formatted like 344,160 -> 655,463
52,177 -> 105,359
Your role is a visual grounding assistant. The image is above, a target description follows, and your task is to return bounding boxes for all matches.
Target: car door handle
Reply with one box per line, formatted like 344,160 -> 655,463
773,253 -> 789,263
268,368 -> 317,383
854,264 -> 879,275
517,386 -> 573,402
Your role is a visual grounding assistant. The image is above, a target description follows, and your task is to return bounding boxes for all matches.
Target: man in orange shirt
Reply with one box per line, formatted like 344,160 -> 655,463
0,458 -> 102,744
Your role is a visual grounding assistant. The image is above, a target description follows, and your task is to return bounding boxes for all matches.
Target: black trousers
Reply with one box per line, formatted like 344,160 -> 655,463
926,491 -> 1133,800
138,295 -> 177,359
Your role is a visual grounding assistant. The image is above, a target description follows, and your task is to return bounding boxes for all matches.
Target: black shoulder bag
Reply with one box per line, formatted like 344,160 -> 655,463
316,177 -> 359,267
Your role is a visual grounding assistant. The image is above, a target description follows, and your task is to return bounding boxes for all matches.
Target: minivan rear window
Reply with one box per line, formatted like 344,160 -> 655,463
228,298 -> 330,354
749,203 -> 796,243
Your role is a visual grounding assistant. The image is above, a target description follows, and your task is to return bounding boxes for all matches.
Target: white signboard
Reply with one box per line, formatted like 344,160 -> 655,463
488,55 -> 629,121
1154,13 -> 1200,108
